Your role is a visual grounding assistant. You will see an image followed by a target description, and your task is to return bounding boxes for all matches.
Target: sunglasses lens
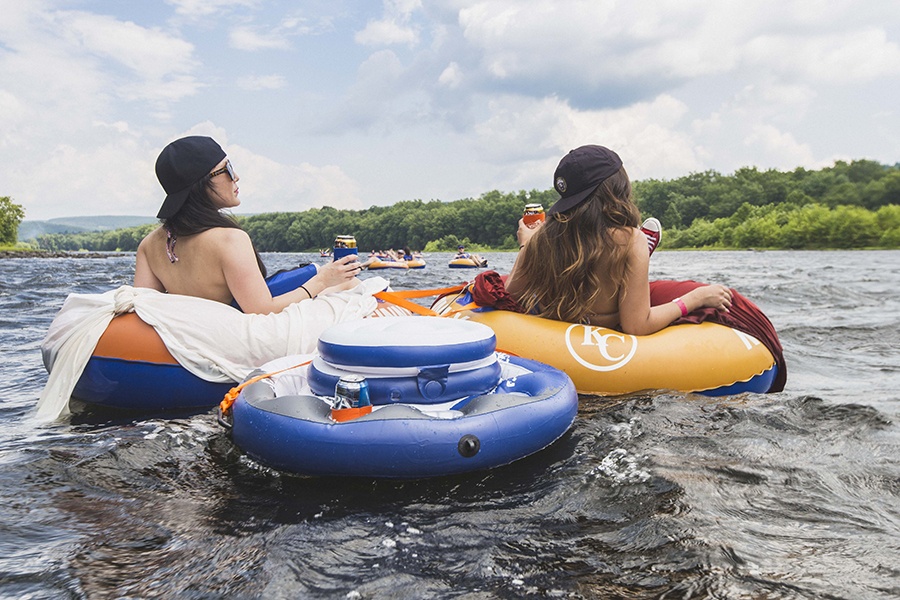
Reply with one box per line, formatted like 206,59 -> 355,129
226,160 -> 235,181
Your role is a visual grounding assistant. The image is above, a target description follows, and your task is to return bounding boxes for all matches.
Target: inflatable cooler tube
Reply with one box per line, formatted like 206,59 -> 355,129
229,354 -> 578,478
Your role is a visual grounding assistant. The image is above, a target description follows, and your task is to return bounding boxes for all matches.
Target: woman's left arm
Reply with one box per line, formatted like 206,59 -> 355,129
616,230 -> 685,335
222,231 -> 361,314
617,229 -> 732,335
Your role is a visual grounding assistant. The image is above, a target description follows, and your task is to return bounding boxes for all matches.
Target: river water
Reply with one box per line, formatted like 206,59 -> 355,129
0,250 -> 897,599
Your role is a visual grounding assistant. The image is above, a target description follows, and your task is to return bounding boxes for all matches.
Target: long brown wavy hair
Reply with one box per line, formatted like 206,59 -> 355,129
513,168 -> 640,322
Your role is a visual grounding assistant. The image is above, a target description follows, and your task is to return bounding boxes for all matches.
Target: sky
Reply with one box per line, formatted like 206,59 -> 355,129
2,0 -> 899,221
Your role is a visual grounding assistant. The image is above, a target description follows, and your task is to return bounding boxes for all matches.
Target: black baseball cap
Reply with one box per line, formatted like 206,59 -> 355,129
155,136 -> 226,219
547,145 -> 623,215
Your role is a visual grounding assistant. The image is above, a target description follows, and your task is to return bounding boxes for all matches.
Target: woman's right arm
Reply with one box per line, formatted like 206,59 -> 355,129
506,217 -> 542,298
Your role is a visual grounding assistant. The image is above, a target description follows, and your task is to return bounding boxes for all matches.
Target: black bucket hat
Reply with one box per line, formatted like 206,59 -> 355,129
155,136 -> 226,219
547,145 -> 623,215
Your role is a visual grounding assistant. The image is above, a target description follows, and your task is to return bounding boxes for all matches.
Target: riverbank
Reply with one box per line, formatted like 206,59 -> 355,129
0,249 -> 128,259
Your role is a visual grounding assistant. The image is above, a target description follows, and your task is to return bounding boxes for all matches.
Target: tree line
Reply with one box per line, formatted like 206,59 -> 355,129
31,159 -> 900,252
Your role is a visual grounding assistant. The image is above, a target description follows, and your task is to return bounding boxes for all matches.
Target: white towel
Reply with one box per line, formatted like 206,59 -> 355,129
36,277 -> 388,422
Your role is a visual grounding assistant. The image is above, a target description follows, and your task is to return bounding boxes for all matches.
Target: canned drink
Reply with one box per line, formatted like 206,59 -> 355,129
523,203 -> 546,226
334,374 -> 370,408
333,235 -> 359,261
334,235 -> 357,249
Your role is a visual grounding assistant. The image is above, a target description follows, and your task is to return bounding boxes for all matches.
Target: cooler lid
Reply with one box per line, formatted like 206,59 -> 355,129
317,316 -> 496,368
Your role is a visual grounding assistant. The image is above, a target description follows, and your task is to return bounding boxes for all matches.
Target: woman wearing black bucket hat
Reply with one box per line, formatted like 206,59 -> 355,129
134,136 -> 361,314
505,145 -> 732,335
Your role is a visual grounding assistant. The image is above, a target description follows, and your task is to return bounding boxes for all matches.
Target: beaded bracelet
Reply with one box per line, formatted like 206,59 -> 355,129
673,297 -> 688,317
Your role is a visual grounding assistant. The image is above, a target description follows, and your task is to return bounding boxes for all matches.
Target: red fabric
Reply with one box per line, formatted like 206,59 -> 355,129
649,280 -> 786,392
471,271 -> 526,313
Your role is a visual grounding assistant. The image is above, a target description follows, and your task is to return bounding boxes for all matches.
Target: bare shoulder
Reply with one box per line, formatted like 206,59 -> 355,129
629,226 -> 645,245
202,227 -> 250,243
198,228 -> 256,268
194,228 -> 253,255
608,226 -> 643,247
137,226 -> 165,250
621,226 -> 649,261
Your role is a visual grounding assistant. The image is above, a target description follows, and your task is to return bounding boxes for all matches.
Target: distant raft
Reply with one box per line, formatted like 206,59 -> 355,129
221,317 -> 578,478
448,256 -> 488,268
366,258 -> 410,270
365,257 -> 426,270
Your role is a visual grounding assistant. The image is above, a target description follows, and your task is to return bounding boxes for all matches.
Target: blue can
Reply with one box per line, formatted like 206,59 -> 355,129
334,375 -> 370,408
333,235 -> 358,262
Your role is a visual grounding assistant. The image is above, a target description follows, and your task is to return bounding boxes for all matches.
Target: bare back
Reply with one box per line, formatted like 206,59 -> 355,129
135,226 -> 250,304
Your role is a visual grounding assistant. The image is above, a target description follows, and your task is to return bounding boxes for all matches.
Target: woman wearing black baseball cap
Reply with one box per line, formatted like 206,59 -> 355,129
506,145 -> 732,335
134,136 -> 361,313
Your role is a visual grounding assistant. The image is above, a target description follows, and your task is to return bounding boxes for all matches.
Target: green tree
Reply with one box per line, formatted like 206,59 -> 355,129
876,205 -> 900,247
0,196 -> 26,245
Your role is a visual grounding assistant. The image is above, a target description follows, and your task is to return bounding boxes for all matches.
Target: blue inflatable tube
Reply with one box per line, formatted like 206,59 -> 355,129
74,264 -> 319,411
227,354 -> 578,478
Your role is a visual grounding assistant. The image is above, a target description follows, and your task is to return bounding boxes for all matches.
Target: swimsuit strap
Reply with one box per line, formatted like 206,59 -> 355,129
165,226 -> 179,263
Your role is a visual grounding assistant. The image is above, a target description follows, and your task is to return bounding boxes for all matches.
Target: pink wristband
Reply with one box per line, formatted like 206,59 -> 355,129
673,297 -> 688,317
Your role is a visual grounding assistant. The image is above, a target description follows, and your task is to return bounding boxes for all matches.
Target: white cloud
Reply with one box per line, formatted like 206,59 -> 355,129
228,13 -> 332,51
145,122 -> 365,215
237,74 -> 287,90
3,0 -> 900,221
355,0 -> 422,46
7,134 -> 159,220
226,147 -> 365,214
457,1 -> 738,85
165,0 -> 258,19
455,0 -> 900,105
313,50 -> 411,132
744,28 -> 900,83
61,12 -> 198,82
469,93 -> 700,188
355,20 -> 419,46
230,26 -> 292,51
438,62 -> 463,88
743,125 -> 818,167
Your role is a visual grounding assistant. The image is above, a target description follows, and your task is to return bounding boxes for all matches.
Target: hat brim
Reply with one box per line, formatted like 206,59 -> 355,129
156,187 -> 191,219
546,182 -> 601,216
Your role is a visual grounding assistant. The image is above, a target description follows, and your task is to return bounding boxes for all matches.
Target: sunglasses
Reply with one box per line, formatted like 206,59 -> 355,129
209,159 -> 236,181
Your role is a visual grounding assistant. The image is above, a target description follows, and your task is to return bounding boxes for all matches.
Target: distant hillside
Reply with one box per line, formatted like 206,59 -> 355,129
18,215 -> 157,241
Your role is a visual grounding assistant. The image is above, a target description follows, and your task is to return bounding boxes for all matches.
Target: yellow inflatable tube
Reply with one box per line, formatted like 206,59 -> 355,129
436,306 -> 777,396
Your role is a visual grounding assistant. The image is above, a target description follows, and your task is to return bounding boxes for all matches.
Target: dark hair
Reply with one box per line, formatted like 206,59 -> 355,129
162,177 -> 267,277
513,167 -> 640,323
